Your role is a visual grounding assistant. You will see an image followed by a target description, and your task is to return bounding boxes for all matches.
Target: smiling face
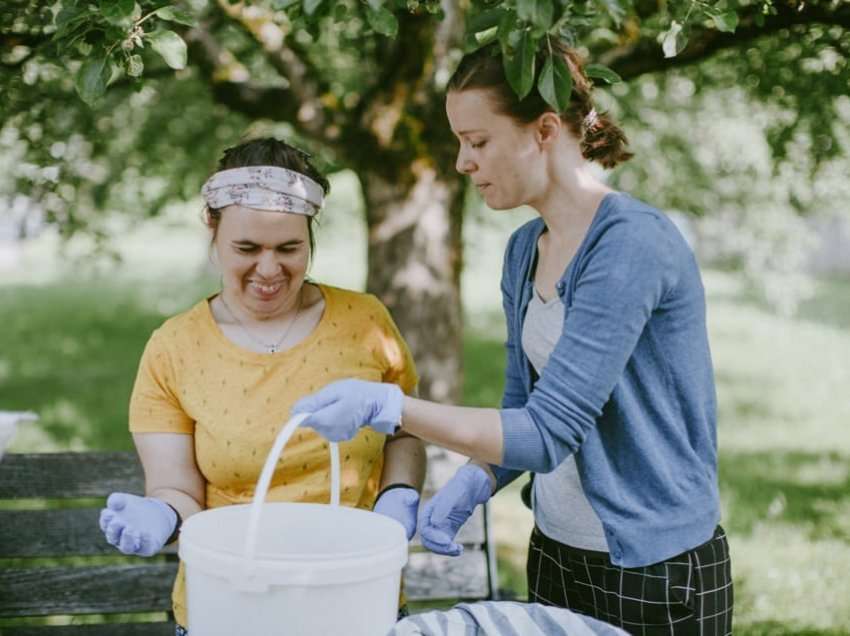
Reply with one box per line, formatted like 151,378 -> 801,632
213,205 -> 311,320
446,88 -> 547,210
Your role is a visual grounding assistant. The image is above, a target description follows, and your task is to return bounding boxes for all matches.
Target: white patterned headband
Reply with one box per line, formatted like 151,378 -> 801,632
201,166 -> 324,217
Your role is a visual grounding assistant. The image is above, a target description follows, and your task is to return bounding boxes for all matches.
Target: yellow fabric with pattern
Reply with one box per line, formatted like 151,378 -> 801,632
128,284 -> 418,627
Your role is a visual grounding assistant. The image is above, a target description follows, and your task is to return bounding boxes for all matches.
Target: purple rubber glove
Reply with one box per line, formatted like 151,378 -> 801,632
418,464 -> 493,557
373,487 -> 420,541
98,492 -> 177,557
291,379 -> 404,442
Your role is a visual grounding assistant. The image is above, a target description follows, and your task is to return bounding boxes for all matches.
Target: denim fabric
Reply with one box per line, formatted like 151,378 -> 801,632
491,192 -> 720,568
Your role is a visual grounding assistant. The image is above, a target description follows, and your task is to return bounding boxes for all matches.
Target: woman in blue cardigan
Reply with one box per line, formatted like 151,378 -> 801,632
294,41 -> 732,635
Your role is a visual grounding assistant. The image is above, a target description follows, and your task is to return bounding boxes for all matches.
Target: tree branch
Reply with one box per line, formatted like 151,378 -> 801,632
212,1 -> 337,142
183,22 -> 301,123
601,1 -> 850,80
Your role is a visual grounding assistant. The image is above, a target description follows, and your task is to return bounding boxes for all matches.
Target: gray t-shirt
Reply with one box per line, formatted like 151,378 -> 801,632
521,286 -> 609,552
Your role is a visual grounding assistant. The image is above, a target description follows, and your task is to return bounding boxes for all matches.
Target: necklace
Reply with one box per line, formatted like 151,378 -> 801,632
218,288 -> 303,353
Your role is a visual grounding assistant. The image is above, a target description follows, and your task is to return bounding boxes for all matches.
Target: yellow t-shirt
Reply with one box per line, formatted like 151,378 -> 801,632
128,284 -> 417,627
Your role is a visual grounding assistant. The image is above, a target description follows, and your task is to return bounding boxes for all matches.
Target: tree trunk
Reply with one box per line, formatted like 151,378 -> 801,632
360,163 -> 466,404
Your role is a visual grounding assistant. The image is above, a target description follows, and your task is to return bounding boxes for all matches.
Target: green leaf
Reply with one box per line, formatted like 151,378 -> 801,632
537,53 -> 572,112
503,28 -> 536,99
126,53 -> 144,77
367,0 -> 383,10
99,0 -> 136,26
596,0 -> 626,27
585,64 -> 621,84
302,0 -> 323,15
75,56 -> 110,105
366,6 -> 398,37
147,29 -> 187,69
497,10 -> 518,54
516,0 -> 553,30
712,11 -> 738,33
467,8 -> 501,32
661,21 -> 686,59
153,6 -> 197,27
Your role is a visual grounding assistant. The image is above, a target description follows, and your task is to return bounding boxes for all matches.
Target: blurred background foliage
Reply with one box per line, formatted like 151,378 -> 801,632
2,0 -> 850,633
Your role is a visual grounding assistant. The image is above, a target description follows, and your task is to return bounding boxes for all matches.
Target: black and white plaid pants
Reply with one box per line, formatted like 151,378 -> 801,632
527,525 -> 733,635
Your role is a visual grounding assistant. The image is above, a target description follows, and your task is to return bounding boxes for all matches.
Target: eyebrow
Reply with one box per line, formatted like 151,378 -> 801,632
232,239 -> 304,247
456,129 -> 487,136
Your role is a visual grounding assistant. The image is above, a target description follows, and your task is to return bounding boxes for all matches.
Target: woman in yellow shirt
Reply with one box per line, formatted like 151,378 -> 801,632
97,138 -> 425,633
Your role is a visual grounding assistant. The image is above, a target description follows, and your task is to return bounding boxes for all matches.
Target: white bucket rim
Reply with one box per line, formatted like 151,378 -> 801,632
180,502 -> 408,562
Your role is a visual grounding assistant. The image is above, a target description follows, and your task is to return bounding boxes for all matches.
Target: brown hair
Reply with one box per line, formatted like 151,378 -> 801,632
447,42 -> 633,169
204,137 -> 330,254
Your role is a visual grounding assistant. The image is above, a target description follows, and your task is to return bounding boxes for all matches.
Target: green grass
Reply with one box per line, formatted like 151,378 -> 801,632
0,277 -> 217,451
2,268 -> 849,633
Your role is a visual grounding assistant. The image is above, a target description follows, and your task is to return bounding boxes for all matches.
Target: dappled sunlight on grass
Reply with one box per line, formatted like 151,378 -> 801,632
731,523 -> 850,630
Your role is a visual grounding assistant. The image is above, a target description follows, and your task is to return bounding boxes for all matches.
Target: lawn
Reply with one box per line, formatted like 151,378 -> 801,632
2,201 -> 849,633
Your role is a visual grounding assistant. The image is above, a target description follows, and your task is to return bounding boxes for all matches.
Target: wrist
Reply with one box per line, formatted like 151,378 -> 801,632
383,384 -> 405,434
375,483 -> 418,502
459,464 -> 493,504
153,499 -> 181,544
466,461 -> 497,495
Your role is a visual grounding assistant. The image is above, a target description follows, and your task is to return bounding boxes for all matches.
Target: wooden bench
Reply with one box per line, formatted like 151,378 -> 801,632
0,448 -> 499,634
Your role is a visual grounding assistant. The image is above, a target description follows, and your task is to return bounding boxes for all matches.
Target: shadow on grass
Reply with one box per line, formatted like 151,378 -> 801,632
720,450 -> 850,540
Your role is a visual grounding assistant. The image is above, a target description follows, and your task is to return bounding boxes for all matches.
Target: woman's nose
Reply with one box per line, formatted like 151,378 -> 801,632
455,149 -> 475,175
255,250 -> 281,277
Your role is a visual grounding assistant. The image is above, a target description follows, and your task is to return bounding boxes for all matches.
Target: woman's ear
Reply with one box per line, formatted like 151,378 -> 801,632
535,112 -> 562,147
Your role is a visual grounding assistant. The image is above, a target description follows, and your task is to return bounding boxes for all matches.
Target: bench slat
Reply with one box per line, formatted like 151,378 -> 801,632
1,508 -> 481,557
0,453 -> 144,499
0,553 -> 490,616
0,564 -> 177,617
1,623 -> 175,636
404,551 -> 489,601
1,509 -> 127,557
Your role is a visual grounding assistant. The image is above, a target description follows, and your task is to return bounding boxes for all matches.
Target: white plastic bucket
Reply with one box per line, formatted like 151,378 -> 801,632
179,413 -> 408,635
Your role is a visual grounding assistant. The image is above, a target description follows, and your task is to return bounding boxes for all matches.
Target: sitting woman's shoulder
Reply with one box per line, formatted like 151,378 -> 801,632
313,283 -> 391,316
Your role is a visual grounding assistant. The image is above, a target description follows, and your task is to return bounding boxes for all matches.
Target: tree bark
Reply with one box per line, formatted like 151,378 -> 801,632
360,162 -> 466,404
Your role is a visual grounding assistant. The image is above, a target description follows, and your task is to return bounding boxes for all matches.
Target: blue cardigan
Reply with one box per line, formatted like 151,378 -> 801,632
493,192 -> 720,567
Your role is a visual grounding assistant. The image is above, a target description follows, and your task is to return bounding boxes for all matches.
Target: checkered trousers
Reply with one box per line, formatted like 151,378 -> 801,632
527,525 -> 733,635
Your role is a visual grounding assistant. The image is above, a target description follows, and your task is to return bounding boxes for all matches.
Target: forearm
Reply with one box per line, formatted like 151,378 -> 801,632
379,432 -> 426,492
400,396 -> 504,466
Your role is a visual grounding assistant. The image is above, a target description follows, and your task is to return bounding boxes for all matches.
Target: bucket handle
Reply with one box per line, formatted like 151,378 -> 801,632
243,412 -> 340,563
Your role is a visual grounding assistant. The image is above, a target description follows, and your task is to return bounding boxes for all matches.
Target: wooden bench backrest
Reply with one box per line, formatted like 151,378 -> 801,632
0,448 -> 497,633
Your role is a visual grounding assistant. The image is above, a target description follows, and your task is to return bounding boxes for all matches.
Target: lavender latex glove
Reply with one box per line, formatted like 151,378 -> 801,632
99,492 -> 177,557
418,464 -> 493,557
291,379 -> 403,442
373,487 -> 420,541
